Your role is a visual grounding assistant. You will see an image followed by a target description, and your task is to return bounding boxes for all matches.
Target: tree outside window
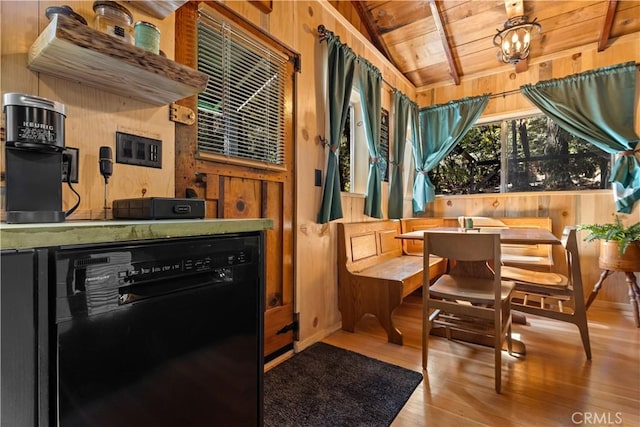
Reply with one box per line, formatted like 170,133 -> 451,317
429,114 -> 611,195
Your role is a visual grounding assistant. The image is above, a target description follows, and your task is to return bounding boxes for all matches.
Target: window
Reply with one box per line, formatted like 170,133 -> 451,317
338,103 -> 353,192
338,90 -> 368,193
429,114 -> 611,195
196,9 -> 289,168
338,91 -> 389,193
379,108 -> 390,183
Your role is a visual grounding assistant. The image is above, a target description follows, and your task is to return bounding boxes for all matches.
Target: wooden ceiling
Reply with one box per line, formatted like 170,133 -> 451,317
331,1 -> 640,88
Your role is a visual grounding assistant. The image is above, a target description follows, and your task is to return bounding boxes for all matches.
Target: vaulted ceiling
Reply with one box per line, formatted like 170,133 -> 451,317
331,1 -> 640,88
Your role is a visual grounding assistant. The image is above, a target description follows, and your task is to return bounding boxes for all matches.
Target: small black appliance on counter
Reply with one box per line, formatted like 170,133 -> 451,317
3,93 -> 66,223
112,197 -> 206,219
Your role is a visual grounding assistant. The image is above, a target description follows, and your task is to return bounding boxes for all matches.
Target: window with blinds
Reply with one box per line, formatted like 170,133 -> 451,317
197,11 -> 288,167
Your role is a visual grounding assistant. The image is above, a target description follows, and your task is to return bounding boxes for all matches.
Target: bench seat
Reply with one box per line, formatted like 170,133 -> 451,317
338,220 -> 446,345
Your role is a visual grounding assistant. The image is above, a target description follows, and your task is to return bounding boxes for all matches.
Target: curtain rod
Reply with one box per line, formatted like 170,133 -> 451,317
488,63 -> 639,99
317,24 -> 397,93
489,88 -> 521,99
318,26 -> 639,101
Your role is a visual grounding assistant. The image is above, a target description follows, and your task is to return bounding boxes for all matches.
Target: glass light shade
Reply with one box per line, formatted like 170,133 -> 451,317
492,16 -> 541,64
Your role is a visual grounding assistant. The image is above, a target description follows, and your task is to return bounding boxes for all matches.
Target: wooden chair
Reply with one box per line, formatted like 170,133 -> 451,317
501,226 -> 591,360
423,231 -> 515,393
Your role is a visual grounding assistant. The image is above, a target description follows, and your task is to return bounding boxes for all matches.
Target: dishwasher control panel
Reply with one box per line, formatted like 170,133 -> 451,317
54,234 -> 260,320
117,249 -> 250,283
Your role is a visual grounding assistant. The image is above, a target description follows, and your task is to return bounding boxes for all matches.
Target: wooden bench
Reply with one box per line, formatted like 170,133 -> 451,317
337,220 -> 446,345
499,217 -> 554,271
400,217 -> 446,255
400,216 -> 554,271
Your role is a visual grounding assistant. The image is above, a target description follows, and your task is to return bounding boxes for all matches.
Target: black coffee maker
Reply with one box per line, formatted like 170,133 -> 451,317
3,93 -> 66,223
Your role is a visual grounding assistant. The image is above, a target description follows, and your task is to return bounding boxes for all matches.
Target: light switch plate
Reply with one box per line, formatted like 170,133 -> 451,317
115,132 -> 162,168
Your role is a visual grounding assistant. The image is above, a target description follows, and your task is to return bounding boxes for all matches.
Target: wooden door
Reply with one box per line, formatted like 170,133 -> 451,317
174,2 -> 297,359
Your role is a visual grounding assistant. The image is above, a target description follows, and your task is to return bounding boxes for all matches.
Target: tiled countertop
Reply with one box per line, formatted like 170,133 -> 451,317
0,218 -> 273,250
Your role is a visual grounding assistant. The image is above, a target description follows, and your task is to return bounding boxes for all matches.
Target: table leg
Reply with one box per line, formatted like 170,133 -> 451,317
625,272 -> 640,328
585,269 -> 614,310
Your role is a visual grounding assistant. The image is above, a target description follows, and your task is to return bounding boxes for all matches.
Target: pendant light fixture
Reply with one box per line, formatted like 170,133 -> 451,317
493,15 -> 541,64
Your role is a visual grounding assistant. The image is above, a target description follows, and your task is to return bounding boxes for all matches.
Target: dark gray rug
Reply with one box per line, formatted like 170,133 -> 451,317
264,342 -> 422,427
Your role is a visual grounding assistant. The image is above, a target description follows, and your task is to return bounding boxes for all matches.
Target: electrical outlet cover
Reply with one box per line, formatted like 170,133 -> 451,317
62,147 -> 79,183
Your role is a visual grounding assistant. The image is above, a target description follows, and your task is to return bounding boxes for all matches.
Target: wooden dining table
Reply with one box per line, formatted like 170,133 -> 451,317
396,226 -> 561,245
397,226 -> 562,355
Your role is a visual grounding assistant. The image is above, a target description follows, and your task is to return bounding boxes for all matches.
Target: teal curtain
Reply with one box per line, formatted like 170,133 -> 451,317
388,90 -> 416,219
412,95 -> 489,214
358,58 -> 383,218
521,62 -> 640,213
316,32 -> 356,224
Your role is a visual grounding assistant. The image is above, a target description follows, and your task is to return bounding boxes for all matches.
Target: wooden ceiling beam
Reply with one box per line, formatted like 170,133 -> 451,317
350,1 -> 394,62
504,0 -> 524,19
598,0 -> 618,52
428,0 -> 461,85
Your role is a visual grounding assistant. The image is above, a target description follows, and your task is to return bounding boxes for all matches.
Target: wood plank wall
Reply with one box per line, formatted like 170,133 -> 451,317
1,1 -> 638,350
413,36 -> 640,313
0,1 -> 177,220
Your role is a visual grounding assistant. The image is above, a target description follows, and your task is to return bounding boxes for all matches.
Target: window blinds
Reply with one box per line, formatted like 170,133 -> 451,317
197,12 -> 287,166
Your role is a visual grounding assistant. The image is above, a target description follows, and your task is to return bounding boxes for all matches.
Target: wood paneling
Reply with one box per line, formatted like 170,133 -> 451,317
1,1 -> 177,220
336,1 -> 640,88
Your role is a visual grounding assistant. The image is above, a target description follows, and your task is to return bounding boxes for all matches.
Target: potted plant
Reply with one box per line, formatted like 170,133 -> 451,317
577,216 -> 640,272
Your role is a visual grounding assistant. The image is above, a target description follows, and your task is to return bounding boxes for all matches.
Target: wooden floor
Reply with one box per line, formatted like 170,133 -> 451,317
321,293 -> 640,427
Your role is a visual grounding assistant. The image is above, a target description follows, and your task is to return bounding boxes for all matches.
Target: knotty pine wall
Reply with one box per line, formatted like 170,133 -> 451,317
414,35 -> 640,317
219,0 -> 418,350
1,1 -> 638,350
0,1 -> 177,219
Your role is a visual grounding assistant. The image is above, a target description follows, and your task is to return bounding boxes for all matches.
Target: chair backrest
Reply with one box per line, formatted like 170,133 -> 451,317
560,226 -> 583,293
424,231 -> 502,281
425,231 -> 501,262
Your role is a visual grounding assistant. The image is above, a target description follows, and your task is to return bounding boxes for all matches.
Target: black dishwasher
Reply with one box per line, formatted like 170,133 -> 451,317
51,233 -> 264,427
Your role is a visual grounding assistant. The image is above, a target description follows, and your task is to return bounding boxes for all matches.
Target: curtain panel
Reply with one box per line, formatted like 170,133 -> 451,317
412,95 -> 489,214
521,62 -> 640,213
388,90 -> 416,219
316,32 -> 356,224
358,58 -> 383,219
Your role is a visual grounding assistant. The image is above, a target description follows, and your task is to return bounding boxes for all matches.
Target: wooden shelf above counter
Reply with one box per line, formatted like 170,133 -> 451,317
27,14 -> 208,105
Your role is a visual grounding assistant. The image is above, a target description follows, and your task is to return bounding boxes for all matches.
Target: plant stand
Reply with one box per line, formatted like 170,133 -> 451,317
585,241 -> 640,327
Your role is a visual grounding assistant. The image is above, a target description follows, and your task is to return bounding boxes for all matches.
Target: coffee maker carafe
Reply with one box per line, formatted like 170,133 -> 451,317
3,93 -> 66,223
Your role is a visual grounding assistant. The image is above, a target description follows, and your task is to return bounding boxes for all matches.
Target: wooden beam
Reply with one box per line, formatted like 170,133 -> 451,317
515,58 -> 528,73
428,0 -> 461,85
504,0 -> 524,19
598,0 -> 618,52
350,1 -> 394,63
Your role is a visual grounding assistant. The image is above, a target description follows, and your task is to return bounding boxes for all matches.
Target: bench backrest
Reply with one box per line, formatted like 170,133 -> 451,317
499,217 -> 553,259
338,220 -> 404,273
399,218 -> 446,255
